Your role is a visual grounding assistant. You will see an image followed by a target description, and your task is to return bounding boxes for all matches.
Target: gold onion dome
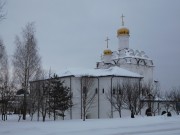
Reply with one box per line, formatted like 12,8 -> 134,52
117,27 -> 130,36
103,49 -> 112,55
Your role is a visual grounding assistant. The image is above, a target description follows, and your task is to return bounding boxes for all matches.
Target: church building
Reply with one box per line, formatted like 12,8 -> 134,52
30,16 -> 155,119
96,15 -> 154,84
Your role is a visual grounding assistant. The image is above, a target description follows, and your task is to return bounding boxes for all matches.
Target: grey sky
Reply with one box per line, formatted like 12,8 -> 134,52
0,0 -> 180,91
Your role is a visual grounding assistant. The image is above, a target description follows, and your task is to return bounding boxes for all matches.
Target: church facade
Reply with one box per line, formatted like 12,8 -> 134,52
30,18 -> 156,119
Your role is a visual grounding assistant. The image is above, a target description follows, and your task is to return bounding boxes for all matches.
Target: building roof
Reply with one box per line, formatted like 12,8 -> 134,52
58,66 -> 143,78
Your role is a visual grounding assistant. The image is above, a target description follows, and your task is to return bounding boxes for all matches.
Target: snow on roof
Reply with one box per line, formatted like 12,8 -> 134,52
58,66 -> 143,78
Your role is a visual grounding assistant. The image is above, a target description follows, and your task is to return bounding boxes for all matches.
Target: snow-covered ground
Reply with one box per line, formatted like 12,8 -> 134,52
0,115 -> 180,135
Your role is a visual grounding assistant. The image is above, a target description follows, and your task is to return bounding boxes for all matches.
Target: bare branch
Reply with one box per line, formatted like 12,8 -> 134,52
0,0 -> 6,21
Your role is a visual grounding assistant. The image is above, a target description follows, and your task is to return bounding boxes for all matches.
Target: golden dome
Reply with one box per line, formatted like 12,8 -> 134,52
117,27 -> 130,36
103,49 -> 112,55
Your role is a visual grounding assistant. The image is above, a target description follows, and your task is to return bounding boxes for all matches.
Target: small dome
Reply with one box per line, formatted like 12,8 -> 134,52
103,49 -> 112,55
117,27 -> 129,36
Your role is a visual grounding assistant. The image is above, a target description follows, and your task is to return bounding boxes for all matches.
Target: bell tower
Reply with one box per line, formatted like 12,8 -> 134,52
117,14 -> 130,51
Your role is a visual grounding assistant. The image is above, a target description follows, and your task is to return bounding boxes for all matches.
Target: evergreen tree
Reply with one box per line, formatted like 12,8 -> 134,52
49,74 -> 72,120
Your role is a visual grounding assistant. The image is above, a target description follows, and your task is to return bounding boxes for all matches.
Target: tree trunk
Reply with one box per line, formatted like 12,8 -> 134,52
22,98 -> 27,120
31,113 -> 34,121
54,109 -> 56,121
43,115 -> 45,122
118,109 -> 121,118
83,105 -> 86,121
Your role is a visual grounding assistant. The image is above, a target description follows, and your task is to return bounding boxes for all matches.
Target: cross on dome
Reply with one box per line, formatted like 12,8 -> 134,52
105,37 -> 110,48
121,14 -> 125,26
117,14 -> 130,37
103,37 -> 112,55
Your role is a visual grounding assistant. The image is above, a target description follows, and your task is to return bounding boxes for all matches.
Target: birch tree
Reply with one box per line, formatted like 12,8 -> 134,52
81,77 -> 95,121
0,39 -> 14,121
13,22 -> 41,120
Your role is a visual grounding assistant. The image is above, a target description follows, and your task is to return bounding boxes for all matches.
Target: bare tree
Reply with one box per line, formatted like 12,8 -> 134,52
29,68 -> 45,121
29,82 -> 38,121
121,79 -> 141,115
29,79 -> 41,121
29,69 -> 55,122
0,38 -> 4,59
39,71 -> 51,122
163,91 -> 173,113
0,82 -> 15,121
81,77 -> 95,121
106,79 -> 142,117
0,0 -> 6,21
141,82 -> 154,97
13,22 -> 41,120
141,82 -> 160,116
170,87 -> 180,115
106,83 -> 125,118
40,80 -> 51,122
150,83 -> 160,116
0,39 -> 14,121
131,82 -> 142,115
30,78 -> 50,122
0,38 -> 8,85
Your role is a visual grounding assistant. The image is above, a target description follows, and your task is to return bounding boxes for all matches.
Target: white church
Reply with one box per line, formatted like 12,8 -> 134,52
30,16 -> 155,119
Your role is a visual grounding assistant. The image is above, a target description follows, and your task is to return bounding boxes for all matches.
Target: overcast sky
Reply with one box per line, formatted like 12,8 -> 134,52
0,0 -> 180,92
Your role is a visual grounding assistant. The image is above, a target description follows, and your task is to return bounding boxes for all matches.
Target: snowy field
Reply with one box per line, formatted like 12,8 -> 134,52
0,115 -> 180,135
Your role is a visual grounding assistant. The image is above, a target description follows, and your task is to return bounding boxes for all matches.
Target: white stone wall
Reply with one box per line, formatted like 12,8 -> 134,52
60,76 -> 141,119
118,35 -> 129,51
96,59 -> 154,86
119,63 -> 154,84
103,55 -> 112,64
61,77 -> 82,119
99,77 -> 112,118
30,76 -> 176,119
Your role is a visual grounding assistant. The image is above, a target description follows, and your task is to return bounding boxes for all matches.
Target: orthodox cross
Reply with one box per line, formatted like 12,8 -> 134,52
121,14 -> 125,26
105,37 -> 110,48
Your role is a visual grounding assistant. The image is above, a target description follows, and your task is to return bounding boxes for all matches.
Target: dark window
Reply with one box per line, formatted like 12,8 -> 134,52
83,86 -> 86,94
113,89 -> 115,94
102,88 -> 104,94
95,88 -> 98,94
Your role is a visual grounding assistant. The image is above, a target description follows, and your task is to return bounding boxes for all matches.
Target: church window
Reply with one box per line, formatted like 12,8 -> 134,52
95,88 -> 98,94
113,89 -> 115,94
96,62 -> 99,68
102,88 -> 104,94
83,86 -> 86,94
119,90 -> 121,95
